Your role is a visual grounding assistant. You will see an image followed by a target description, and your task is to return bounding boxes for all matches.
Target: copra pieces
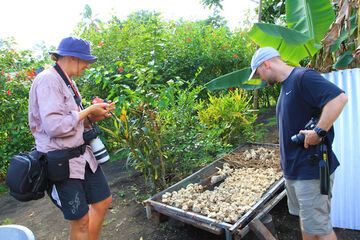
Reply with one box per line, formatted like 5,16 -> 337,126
161,164 -> 282,223
242,147 -> 276,161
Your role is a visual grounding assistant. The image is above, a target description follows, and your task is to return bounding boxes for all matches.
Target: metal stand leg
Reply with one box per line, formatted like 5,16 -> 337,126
225,228 -> 232,240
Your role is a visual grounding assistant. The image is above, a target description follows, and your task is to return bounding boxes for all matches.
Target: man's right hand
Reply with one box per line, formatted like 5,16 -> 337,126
299,129 -> 322,148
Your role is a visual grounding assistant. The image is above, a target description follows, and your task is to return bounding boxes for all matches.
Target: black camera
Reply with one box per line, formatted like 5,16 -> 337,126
83,125 -> 101,144
291,118 -> 318,144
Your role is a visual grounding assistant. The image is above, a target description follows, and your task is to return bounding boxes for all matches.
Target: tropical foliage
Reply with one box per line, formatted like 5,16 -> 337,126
0,9 -> 257,186
207,0 -> 359,95
315,0 -> 359,71
1,1 -> 357,187
74,10 -> 258,187
0,38 -> 50,178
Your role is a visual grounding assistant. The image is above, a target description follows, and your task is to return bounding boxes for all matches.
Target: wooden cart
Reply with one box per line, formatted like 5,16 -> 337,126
144,143 -> 285,240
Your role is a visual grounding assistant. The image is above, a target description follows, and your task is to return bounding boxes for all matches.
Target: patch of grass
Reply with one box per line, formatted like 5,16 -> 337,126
117,190 -> 126,198
137,193 -> 152,202
0,183 -> 8,194
255,124 -> 269,142
264,116 -> 277,127
2,218 -> 12,225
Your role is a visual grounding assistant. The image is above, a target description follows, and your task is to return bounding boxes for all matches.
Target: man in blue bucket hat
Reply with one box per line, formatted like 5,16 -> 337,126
249,47 -> 348,240
29,36 -> 115,239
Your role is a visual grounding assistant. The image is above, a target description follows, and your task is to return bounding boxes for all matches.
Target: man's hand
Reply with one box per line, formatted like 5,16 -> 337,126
299,129 -> 322,148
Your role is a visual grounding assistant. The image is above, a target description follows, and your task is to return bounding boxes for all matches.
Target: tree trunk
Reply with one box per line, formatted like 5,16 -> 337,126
253,0 -> 262,109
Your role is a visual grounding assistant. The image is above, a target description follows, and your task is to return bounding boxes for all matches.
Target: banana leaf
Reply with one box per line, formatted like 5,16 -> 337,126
333,51 -> 354,69
205,67 -> 266,91
330,14 -> 358,53
286,0 -> 335,44
248,23 -> 317,65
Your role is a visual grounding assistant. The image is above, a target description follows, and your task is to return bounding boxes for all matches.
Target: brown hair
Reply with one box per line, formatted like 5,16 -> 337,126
50,54 -> 62,62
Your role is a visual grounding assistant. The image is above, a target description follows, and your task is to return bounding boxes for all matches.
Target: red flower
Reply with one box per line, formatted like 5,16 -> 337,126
6,89 -> 11,95
118,67 -> 124,73
233,54 -> 239,59
1,70 -> 4,75
92,96 -> 104,104
27,69 -> 36,77
186,38 -> 192,43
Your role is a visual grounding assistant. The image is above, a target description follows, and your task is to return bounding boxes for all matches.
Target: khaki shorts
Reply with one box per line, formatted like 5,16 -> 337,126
285,174 -> 334,236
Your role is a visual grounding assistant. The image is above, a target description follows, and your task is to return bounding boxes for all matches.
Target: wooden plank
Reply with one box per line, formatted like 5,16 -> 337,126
248,218 -> 277,240
151,211 -> 169,224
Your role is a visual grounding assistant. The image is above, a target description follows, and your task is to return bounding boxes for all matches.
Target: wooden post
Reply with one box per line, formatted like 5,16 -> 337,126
248,218 -> 277,240
261,213 -> 278,239
151,211 -> 169,224
253,0 -> 262,109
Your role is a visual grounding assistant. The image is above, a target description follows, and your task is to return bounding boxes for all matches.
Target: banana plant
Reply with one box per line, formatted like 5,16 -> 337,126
319,0 -> 358,71
248,23 -> 315,66
205,68 -> 265,91
205,0 -> 335,91
251,0 -> 334,64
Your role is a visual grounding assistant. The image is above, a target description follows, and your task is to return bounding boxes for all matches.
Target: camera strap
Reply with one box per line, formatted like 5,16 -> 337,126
54,63 -> 83,109
319,139 -> 330,195
54,63 -> 97,129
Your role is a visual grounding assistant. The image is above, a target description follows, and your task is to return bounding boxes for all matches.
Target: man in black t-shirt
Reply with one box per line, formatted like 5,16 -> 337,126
249,47 -> 348,240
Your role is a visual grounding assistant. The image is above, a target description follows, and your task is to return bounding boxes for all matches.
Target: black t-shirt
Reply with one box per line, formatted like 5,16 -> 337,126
276,67 -> 344,180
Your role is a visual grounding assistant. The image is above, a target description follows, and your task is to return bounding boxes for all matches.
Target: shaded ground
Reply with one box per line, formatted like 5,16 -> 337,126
1,107 -> 359,239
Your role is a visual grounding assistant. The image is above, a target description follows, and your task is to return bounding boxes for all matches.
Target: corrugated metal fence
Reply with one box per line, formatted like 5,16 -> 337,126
323,68 -> 360,230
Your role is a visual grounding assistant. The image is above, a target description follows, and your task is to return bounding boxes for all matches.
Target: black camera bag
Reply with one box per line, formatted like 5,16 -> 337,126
6,150 -> 47,202
46,144 -> 86,181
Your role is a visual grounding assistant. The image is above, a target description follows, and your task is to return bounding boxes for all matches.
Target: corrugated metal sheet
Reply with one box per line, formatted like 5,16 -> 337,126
322,68 -> 360,230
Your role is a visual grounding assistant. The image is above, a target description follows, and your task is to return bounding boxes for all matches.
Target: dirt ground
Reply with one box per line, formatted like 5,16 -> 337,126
1,160 -> 359,240
1,107 -> 359,240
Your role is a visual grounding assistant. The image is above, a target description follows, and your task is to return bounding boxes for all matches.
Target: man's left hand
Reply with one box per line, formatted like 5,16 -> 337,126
299,129 -> 322,148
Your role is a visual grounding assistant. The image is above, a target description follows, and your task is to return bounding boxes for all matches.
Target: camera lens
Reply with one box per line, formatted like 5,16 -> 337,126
291,133 -> 305,144
90,137 -> 109,164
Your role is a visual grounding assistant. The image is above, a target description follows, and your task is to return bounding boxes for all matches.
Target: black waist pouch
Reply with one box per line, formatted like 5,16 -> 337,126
46,144 -> 86,182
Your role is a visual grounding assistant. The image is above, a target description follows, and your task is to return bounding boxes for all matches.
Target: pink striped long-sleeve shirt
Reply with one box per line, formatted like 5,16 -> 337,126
28,66 -> 98,179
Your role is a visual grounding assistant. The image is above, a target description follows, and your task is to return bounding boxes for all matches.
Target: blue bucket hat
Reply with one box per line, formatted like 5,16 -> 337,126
49,37 -> 97,63
248,47 -> 280,80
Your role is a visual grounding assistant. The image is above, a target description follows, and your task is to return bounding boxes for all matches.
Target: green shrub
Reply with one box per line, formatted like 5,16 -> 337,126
76,10 -> 255,100
197,89 -> 257,145
102,79 -> 231,188
0,71 -> 34,179
0,38 -> 48,179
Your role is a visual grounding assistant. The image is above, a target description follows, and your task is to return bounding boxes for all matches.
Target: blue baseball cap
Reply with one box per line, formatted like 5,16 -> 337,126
248,47 -> 280,80
49,37 -> 97,63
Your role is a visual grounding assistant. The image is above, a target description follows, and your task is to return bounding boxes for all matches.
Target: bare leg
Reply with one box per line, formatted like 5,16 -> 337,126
70,213 -> 89,240
302,231 -> 318,240
88,196 -> 112,240
318,230 -> 337,240
302,230 -> 337,240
